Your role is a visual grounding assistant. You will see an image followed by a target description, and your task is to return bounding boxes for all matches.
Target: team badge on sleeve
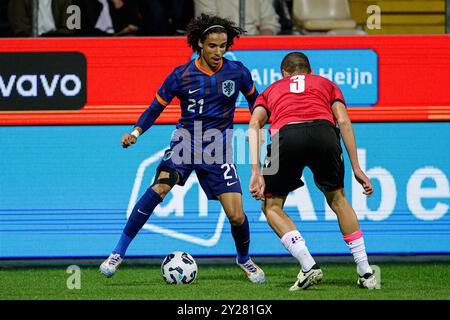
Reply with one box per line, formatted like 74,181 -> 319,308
222,80 -> 235,97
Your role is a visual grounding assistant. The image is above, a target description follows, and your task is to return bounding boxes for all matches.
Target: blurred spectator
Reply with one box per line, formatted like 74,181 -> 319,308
0,0 -> 11,36
109,0 -> 141,36
194,0 -> 280,35
137,0 -> 194,36
73,0 -> 141,36
0,0 -> 12,37
8,0 -> 74,37
273,0 -> 297,35
95,0 -> 115,34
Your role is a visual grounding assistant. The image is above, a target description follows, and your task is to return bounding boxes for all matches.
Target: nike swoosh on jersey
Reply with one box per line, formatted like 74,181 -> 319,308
188,88 -> 201,94
137,209 -> 150,216
227,181 -> 238,187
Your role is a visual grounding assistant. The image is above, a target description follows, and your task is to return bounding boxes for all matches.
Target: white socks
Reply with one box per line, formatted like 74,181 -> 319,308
281,230 -> 316,272
281,229 -> 372,276
344,230 -> 372,276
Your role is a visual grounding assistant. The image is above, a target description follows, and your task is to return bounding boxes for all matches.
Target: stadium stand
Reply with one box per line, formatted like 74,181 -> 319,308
292,0 -> 366,34
194,0 -> 281,35
7,0 -> 75,37
2,0 -> 448,37
348,0 -> 446,34
273,0 -> 301,35
137,0 -> 194,36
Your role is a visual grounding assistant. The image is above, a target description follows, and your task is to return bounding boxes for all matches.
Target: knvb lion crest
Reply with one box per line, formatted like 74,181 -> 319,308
222,80 -> 235,97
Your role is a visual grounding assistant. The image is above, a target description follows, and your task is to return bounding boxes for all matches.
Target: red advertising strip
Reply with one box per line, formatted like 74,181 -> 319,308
0,35 -> 449,125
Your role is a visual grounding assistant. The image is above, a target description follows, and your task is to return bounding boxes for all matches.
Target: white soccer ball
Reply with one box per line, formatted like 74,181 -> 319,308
161,251 -> 198,285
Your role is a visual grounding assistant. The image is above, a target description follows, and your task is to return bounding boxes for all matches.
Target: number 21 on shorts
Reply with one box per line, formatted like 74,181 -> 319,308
221,163 -> 239,181
290,75 -> 305,93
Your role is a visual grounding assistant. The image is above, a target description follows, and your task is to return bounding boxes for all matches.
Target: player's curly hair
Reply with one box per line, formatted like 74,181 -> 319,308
186,14 -> 245,54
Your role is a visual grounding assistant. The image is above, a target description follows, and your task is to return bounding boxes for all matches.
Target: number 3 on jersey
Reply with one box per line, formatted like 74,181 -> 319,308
290,75 -> 305,93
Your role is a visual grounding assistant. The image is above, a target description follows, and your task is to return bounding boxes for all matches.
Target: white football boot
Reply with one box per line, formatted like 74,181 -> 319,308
289,264 -> 323,291
237,258 -> 266,284
99,253 -> 123,277
357,272 -> 378,289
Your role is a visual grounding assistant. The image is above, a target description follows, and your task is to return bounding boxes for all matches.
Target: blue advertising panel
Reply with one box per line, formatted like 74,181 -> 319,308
0,123 -> 449,258
193,49 -> 378,107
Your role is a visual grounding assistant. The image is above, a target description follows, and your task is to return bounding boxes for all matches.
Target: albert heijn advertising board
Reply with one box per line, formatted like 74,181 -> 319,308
0,35 -> 449,123
0,46 -> 375,109
220,48 -> 378,107
0,122 -> 449,258
0,36 -> 449,259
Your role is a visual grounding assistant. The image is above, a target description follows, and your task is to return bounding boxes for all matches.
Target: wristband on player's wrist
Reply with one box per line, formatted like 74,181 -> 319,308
131,129 -> 140,139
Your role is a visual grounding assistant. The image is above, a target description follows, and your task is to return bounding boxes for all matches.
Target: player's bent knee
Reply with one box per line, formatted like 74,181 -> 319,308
151,169 -> 179,198
326,188 -> 344,201
151,184 -> 171,199
264,208 -> 279,219
228,212 -> 245,226
326,188 -> 348,211
261,202 -> 267,215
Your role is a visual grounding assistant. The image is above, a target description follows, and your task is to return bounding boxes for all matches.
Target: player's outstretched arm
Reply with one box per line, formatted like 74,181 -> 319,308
331,101 -> 373,196
248,106 -> 269,200
121,126 -> 143,148
121,91 -> 171,149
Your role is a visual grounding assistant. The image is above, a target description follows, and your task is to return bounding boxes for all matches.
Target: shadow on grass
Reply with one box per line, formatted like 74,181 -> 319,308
321,278 -> 357,287
102,280 -> 157,287
195,273 -> 243,281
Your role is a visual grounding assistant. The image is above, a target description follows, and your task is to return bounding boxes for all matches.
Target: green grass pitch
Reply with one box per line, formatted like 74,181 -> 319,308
1,262 -> 449,300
